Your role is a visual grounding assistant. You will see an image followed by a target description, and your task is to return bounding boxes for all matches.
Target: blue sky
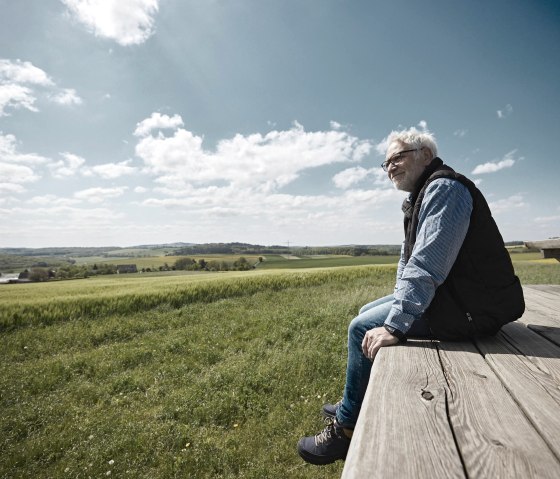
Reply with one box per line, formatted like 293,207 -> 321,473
1,0 -> 559,248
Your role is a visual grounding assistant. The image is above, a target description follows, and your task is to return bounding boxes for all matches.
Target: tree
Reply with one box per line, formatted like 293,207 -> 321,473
29,267 -> 49,282
233,257 -> 251,271
174,257 -> 196,270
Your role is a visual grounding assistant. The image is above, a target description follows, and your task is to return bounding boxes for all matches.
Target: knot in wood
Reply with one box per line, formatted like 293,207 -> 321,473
421,390 -> 434,401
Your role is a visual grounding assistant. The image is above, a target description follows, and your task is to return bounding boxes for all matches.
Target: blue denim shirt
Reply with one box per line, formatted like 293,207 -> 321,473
384,178 -> 473,334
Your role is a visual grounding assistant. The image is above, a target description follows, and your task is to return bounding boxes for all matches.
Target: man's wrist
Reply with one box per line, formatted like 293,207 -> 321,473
384,324 -> 407,343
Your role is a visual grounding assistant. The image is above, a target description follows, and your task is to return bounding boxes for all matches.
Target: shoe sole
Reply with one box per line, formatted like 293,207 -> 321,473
297,440 -> 345,465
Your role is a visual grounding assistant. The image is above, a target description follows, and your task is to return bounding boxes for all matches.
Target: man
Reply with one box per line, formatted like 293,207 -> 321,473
297,127 -> 525,465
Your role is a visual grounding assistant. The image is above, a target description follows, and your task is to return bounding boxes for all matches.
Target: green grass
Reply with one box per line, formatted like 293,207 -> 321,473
0,266 -> 398,479
257,254 -> 400,269
0,267 -> 395,332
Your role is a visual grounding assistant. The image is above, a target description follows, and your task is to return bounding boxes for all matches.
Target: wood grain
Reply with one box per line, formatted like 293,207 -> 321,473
476,324 -> 560,460
342,340 -> 465,479
438,340 -> 560,478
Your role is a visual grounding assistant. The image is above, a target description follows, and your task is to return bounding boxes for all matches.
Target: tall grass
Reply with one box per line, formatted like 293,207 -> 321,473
0,266 -> 395,332
512,261 -> 560,284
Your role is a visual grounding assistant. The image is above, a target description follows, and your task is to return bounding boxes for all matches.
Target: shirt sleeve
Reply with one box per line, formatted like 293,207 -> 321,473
384,178 -> 473,334
395,241 -> 406,291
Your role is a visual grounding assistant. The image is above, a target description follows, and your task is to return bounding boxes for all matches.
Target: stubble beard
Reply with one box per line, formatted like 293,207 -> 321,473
391,174 -> 415,193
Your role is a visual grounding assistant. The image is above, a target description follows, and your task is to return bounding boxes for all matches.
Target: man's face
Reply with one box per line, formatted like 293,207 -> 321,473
385,142 -> 431,192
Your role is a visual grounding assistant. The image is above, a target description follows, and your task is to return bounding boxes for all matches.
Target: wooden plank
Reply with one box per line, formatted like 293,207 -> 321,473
518,310 -> 560,347
523,288 -> 560,318
519,287 -> 560,345
521,300 -> 560,326
525,238 -> 560,261
524,239 -> 560,251
523,285 -> 560,305
526,284 -> 560,295
342,340 -> 465,479
438,340 -> 560,478
476,324 -> 560,461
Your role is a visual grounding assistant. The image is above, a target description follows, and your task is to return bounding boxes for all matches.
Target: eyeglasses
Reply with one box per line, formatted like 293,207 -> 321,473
381,148 -> 418,171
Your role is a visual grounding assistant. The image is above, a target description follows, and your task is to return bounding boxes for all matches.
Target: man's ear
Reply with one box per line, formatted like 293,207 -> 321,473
421,147 -> 433,165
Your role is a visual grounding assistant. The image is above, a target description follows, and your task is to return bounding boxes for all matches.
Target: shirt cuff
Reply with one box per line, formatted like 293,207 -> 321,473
384,324 -> 407,343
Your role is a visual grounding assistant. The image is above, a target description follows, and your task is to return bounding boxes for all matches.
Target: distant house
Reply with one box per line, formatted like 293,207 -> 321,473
117,264 -> 138,274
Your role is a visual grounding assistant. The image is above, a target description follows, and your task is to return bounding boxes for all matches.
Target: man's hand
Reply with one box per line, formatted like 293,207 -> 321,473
361,326 -> 399,361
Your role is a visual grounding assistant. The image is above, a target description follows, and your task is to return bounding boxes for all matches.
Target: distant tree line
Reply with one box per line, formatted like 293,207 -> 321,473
172,256 -> 254,272
172,243 -> 402,256
0,247 -> 117,257
0,254 -> 76,273
172,243 -> 292,255
292,245 -> 401,256
14,257 -> 255,282
18,263 -> 119,281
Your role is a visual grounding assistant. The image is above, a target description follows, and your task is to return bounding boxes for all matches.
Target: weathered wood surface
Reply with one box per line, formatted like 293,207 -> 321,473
524,239 -> 560,261
341,340 -> 465,478
342,285 -> 560,478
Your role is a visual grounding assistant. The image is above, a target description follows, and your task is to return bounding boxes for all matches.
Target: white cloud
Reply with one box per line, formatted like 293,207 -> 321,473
0,133 -> 49,165
62,0 -> 160,46
134,112 -> 184,137
453,129 -> 468,138
497,103 -> 513,119
0,133 -> 48,189
0,84 -> 38,116
0,59 -> 53,86
49,88 -> 83,106
0,182 -> 27,194
0,162 -> 40,185
134,118 -> 373,190
330,121 -> 342,130
74,186 -> 127,203
0,195 -> 19,206
49,152 -> 86,178
131,119 -> 408,242
27,194 -> 80,207
333,166 -> 370,189
417,120 -> 428,131
488,195 -> 525,214
134,186 -> 147,193
471,150 -> 519,174
471,159 -> 514,174
0,59 -> 81,115
534,215 -> 560,224
86,159 -> 137,179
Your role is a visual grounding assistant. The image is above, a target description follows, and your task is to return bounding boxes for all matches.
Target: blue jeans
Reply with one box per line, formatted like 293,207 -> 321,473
335,294 -> 430,428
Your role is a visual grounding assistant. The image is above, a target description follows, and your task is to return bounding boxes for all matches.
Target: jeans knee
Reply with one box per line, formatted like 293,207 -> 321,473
348,316 -> 367,344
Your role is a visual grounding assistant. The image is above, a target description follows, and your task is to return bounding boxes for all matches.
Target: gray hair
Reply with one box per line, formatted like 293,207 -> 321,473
383,127 -> 438,159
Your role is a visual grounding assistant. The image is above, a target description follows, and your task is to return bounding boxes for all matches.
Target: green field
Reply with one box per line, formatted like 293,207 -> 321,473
73,254 -> 262,269
1,260 -> 558,478
257,254 -> 400,269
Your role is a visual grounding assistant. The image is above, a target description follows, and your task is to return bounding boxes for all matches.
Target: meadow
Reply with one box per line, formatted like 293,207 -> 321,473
72,255 -> 262,270
1,257 -> 558,478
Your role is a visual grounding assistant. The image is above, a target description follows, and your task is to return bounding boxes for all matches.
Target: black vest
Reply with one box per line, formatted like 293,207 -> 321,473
403,158 -> 525,340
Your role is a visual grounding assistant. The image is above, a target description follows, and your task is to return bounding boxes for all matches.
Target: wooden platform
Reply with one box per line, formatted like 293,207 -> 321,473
342,285 -> 560,478
524,239 -> 560,261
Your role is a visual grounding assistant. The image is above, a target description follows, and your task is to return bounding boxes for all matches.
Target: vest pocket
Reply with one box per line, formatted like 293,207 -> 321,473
426,282 -> 474,340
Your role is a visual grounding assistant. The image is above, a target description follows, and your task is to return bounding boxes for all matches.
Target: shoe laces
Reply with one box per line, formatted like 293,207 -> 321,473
315,419 -> 336,446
